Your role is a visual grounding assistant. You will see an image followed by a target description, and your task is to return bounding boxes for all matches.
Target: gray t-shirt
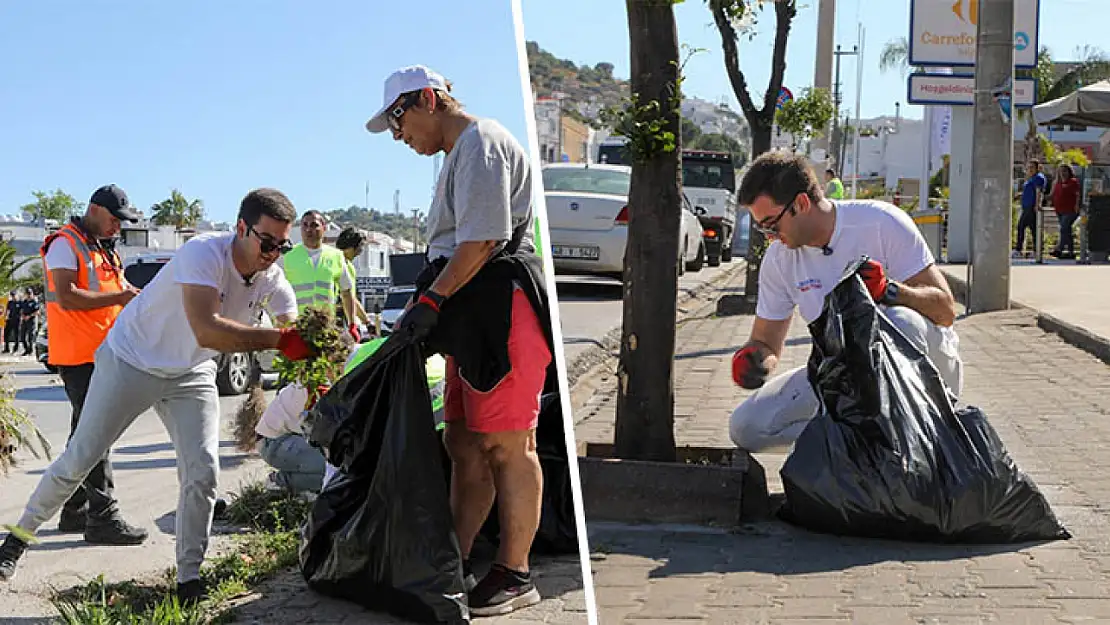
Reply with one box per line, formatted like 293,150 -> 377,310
425,118 -> 535,260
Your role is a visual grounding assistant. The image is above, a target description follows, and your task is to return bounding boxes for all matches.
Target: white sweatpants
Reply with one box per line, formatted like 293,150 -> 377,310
16,343 -> 220,583
729,305 -> 964,453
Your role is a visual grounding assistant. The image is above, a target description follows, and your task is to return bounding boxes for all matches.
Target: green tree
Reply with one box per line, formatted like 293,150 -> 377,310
611,0 -> 684,462
20,190 -> 82,221
878,36 -> 919,77
151,189 -> 203,229
707,0 -> 798,311
1019,46 -> 1110,162
774,87 -> 836,152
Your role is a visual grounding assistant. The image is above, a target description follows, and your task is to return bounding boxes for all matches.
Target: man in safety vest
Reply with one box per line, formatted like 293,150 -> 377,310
39,184 -> 147,545
280,210 -> 357,337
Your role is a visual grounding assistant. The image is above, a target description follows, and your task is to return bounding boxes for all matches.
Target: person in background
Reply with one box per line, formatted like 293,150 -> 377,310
1015,160 -> 1046,258
4,291 -> 21,354
334,226 -> 373,335
281,211 -> 358,340
1051,164 -> 1081,259
824,168 -> 845,200
39,183 -> 145,544
19,289 -> 40,356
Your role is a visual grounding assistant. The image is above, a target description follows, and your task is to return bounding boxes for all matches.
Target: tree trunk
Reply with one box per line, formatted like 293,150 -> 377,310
612,0 -> 681,462
741,119 -> 774,309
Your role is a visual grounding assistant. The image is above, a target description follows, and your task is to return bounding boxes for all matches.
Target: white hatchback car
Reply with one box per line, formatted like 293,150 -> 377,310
542,162 -> 704,279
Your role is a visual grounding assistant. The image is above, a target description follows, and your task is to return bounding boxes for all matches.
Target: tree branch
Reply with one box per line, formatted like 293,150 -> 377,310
763,0 -> 796,113
709,0 -> 760,122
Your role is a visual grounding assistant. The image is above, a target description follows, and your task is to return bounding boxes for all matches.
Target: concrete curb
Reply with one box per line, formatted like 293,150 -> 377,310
943,268 -> 1110,366
563,262 -> 747,390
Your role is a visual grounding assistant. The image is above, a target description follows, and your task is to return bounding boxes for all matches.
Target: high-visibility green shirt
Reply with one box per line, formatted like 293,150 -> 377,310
283,244 -> 347,314
826,178 -> 845,200
344,337 -> 447,430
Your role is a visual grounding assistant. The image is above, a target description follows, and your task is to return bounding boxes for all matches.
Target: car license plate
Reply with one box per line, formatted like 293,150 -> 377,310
551,245 -> 600,260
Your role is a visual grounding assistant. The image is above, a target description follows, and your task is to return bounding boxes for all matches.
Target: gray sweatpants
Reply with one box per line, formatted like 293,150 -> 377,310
729,305 -> 965,453
16,343 -> 220,583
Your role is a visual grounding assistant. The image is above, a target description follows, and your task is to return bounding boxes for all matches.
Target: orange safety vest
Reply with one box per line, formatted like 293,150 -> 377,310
41,222 -> 126,366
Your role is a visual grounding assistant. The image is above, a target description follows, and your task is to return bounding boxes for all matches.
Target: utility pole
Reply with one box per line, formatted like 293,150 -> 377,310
812,0 -> 836,159
830,44 -> 859,173
968,0 -> 1014,313
411,208 -> 420,251
851,23 -> 865,199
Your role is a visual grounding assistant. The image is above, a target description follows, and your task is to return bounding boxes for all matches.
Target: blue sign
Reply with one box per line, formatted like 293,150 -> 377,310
1014,31 -> 1030,51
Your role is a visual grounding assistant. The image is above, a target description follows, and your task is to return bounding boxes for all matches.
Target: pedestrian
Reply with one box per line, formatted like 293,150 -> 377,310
364,64 -> 553,615
38,184 -> 146,544
728,151 -> 964,453
4,291 -> 21,354
19,289 -> 39,356
1051,163 -> 1080,259
0,188 -> 316,605
281,211 -> 358,339
1015,159 -> 1046,258
334,226 -> 374,335
824,168 -> 845,200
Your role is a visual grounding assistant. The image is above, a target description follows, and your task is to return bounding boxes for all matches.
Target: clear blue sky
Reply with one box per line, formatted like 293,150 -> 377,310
522,0 -> 1103,122
0,0 -> 532,223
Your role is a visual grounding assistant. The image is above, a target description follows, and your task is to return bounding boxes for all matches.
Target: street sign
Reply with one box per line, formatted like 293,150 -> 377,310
776,86 -> 793,110
907,73 -> 1037,107
909,0 -> 1040,69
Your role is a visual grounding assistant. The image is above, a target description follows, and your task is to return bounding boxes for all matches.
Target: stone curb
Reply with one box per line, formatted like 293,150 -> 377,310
563,262 -> 748,391
943,268 -> 1110,366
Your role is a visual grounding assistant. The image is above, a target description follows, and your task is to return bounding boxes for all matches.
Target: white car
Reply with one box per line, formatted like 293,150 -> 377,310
542,162 -> 704,279
376,286 -> 416,335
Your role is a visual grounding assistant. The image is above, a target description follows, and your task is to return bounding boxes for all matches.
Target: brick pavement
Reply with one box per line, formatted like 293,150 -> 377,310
573,266 -> 1110,624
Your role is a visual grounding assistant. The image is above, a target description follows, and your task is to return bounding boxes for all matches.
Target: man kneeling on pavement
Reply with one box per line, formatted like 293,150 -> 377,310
0,188 -> 316,605
729,151 -> 964,452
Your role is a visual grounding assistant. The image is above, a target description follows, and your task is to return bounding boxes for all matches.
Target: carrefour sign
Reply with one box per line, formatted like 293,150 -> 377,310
909,0 -> 1040,69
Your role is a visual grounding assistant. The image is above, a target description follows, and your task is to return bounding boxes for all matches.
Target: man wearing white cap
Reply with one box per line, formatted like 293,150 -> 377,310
366,65 -> 556,616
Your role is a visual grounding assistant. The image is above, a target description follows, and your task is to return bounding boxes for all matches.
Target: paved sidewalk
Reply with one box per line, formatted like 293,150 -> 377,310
573,267 -> 1110,624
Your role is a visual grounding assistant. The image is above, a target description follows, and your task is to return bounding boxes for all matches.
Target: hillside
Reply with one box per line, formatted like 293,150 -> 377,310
324,205 -> 426,241
526,41 -> 749,150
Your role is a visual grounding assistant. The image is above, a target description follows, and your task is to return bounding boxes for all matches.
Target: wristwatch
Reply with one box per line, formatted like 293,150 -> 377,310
881,281 -> 900,305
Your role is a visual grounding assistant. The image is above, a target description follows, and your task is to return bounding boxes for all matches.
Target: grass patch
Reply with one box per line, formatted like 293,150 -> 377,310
50,484 -> 308,624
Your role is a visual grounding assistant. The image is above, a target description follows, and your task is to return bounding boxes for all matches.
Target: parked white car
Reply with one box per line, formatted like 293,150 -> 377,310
542,162 -> 704,279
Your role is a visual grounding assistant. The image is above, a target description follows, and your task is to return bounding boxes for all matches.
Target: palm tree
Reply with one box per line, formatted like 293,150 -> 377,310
879,37 -> 918,77
151,189 -> 204,230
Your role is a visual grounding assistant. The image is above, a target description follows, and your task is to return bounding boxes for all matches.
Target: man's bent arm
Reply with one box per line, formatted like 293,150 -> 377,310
428,240 -> 501,298
51,269 -> 134,310
182,284 -> 284,352
745,316 -> 792,375
890,264 -> 958,327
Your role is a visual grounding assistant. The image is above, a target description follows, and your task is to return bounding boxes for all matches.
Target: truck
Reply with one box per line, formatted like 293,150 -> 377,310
597,137 -> 740,267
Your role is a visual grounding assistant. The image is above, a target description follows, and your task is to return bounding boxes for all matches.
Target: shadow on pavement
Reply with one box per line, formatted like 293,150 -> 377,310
14,386 -> 68,402
675,336 -> 812,361
113,440 -> 240,455
26,452 -> 252,475
591,519 -> 1055,578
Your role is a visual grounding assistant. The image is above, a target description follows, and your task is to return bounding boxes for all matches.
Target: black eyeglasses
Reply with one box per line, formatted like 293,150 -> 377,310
387,91 -> 424,133
248,225 -> 293,255
754,198 -> 797,236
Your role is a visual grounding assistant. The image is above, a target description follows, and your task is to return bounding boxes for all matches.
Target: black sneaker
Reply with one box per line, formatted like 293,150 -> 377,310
463,559 -> 477,593
84,517 -> 148,545
0,534 -> 28,581
176,579 -> 207,606
468,563 -> 540,616
213,498 -> 228,520
58,511 -> 87,533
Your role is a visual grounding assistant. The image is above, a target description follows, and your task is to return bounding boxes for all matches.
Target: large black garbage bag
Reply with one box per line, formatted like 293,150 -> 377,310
300,334 -> 468,624
778,259 -> 1070,544
477,392 -> 580,555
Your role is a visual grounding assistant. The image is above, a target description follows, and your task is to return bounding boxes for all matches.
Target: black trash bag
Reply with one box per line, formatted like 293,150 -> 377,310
477,392 -> 580,555
299,334 -> 468,624
778,258 -> 1070,544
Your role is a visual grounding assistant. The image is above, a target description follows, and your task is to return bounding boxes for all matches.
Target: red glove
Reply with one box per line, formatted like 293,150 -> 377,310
276,328 -> 314,361
731,345 -> 769,390
348,323 -> 360,342
857,259 -> 888,302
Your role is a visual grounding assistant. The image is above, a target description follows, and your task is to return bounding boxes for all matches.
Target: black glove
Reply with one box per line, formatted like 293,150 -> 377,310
396,291 -> 444,343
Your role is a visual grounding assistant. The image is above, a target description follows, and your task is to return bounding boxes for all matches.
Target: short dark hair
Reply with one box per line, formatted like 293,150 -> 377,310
739,151 -> 822,208
238,188 -> 296,227
1029,159 -> 1041,168
336,226 -> 367,251
825,168 -> 836,176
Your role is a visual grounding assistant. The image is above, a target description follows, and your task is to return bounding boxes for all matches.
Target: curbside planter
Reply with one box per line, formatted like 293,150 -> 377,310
716,294 -> 755,317
577,442 -> 770,527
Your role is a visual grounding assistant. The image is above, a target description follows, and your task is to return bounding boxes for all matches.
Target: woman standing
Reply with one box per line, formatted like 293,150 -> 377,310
1051,164 -> 1081,258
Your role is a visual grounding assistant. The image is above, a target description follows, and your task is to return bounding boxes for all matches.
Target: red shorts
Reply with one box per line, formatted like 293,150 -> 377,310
444,287 -> 552,434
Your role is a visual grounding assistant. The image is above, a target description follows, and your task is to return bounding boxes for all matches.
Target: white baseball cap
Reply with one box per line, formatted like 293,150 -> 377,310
365,65 -> 449,134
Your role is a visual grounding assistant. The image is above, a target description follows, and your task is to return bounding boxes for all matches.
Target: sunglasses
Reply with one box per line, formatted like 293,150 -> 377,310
387,90 -> 424,133
754,199 -> 797,236
248,225 -> 293,255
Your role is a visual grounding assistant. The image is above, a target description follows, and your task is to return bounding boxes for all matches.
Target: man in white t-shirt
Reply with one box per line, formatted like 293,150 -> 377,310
728,151 -> 964,452
0,188 -> 316,605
